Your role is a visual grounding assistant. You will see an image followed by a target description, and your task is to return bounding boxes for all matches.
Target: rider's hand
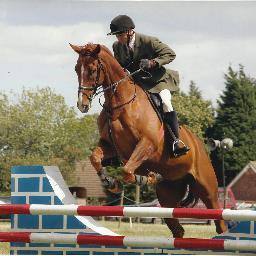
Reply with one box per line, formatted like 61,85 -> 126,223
139,59 -> 157,70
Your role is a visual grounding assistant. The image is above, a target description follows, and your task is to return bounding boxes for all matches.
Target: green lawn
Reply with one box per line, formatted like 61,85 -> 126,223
0,220 -> 217,254
98,220 -> 217,237
0,222 -> 10,255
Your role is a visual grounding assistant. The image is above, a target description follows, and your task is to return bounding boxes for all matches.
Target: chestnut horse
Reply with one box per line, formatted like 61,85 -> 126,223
70,43 -> 227,237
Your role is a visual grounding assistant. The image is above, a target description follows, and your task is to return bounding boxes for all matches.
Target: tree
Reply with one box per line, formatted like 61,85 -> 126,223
188,80 -> 202,99
61,114 -> 99,162
0,87 -> 99,192
207,65 -> 256,184
172,82 -> 214,139
0,93 -> 10,149
0,92 -> 12,192
2,88 -> 76,157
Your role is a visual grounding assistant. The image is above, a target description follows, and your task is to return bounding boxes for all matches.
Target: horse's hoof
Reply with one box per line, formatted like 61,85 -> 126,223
123,172 -> 136,184
147,172 -> 163,185
108,187 -> 122,194
107,181 -> 123,194
147,175 -> 157,185
172,225 -> 185,238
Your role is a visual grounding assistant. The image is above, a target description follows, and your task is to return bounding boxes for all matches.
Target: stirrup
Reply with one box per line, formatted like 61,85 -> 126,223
172,139 -> 190,158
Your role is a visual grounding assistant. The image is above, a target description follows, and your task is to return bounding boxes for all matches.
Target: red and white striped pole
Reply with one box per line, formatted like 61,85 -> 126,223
1,204 -> 256,221
1,232 -> 256,252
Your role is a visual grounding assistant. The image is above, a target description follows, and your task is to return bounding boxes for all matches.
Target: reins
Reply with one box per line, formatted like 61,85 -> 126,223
77,50 -> 153,165
98,68 -> 143,112
78,56 -> 151,113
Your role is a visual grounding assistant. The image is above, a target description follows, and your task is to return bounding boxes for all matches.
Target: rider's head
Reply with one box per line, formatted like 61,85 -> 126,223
107,15 -> 135,44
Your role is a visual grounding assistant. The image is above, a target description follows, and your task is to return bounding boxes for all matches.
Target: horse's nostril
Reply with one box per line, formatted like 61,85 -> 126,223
84,105 -> 89,112
77,101 -> 89,113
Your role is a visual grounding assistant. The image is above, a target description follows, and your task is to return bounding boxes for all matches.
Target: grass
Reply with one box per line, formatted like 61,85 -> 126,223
0,220 -> 217,254
98,220 -> 217,237
0,222 -> 10,255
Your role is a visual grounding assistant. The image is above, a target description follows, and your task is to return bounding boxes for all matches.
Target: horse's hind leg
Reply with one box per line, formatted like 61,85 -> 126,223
190,131 -> 227,234
196,180 -> 227,234
156,179 -> 187,238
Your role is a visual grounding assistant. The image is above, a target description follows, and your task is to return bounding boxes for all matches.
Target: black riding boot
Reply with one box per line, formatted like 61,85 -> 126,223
164,111 -> 190,157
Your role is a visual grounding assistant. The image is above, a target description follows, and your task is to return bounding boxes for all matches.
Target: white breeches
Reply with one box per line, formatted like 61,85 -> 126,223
159,89 -> 174,112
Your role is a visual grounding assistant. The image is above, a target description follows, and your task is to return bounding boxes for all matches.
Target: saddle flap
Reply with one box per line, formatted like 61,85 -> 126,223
147,92 -> 164,121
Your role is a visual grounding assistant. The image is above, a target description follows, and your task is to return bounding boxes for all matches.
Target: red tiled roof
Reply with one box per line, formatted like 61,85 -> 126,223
73,159 -> 107,199
228,161 -> 256,201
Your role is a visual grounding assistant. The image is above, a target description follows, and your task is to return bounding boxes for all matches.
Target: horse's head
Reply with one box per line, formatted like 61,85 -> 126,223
70,43 -> 105,113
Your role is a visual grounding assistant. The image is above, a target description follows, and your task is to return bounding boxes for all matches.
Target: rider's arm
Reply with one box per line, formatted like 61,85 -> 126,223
151,37 -> 176,67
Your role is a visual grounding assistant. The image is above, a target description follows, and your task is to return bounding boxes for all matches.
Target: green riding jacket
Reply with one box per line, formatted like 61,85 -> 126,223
112,32 -> 179,93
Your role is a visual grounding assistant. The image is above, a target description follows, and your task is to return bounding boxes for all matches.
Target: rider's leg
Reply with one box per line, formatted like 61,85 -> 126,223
159,89 -> 190,157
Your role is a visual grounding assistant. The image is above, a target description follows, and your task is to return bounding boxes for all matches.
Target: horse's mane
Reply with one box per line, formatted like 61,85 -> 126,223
80,43 -> 128,82
98,44 -> 126,77
79,43 -> 113,58
100,44 -> 114,57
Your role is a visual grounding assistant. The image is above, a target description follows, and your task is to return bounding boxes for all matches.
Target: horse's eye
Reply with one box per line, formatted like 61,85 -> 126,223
89,68 -> 96,76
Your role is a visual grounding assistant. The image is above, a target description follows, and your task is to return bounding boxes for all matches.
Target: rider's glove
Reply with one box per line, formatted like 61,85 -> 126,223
139,59 -> 157,70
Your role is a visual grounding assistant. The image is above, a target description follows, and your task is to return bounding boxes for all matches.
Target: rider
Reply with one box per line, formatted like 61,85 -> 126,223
107,14 -> 190,157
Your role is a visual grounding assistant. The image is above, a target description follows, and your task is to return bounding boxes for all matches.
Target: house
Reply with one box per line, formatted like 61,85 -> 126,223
72,159 -> 107,203
227,161 -> 256,202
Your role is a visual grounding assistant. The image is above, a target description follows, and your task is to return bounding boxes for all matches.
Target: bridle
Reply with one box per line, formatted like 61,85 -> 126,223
78,57 -> 105,105
77,54 -> 146,113
76,50 -> 152,165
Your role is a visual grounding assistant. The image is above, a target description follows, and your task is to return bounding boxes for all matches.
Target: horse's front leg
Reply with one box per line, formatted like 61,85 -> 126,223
122,137 -> 157,185
90,141 -> 120,193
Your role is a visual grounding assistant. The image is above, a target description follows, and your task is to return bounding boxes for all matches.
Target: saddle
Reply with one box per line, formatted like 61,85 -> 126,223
145,91 -> 165,123
102,91 -> 175,168
146,91 -> 178,148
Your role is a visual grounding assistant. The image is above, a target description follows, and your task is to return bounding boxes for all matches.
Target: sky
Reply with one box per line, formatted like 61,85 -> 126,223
0,1 -> 256,114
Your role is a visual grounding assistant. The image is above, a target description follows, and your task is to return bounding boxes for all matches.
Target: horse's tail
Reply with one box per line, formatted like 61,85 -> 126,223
179,174 -> 199,208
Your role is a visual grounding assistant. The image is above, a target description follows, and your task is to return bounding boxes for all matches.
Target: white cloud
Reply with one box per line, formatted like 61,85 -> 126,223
0,1 -> 256,115
0,22 -> 111,62
0,21 -> 113,114
164,35 -> 256,105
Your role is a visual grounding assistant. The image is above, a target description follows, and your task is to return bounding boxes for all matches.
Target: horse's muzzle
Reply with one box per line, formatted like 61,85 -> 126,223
77,102 -> 89,113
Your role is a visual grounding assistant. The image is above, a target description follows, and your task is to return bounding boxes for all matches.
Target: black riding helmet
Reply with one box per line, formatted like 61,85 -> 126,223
107,15 -> 135,35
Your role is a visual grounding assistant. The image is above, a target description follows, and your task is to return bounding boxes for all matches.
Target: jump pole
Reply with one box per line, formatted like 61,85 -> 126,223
2,204 -> 256,221
9,166 -> 256,255
2,232 -> 256,252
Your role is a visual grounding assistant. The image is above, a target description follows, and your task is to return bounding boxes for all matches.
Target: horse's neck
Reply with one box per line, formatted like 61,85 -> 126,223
102,55 -> 136,104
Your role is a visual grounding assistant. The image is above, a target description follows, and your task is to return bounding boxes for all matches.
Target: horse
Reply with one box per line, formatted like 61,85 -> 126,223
70,43 -> 227,238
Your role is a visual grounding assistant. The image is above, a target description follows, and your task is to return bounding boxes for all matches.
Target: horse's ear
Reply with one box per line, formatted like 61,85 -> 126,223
92,44 -> 101,56
69,43 -> 82,54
